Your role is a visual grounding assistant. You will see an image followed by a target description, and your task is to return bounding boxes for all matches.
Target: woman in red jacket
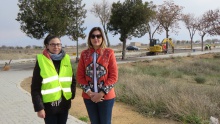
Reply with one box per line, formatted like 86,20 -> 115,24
77,27 -> 118,124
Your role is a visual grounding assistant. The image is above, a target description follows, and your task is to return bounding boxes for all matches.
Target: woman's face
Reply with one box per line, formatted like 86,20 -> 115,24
90,30 -> 102,49
46,38 -> 62,54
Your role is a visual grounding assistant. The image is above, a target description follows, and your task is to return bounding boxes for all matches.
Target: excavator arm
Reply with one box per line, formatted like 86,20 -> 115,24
161,38 -> 174,53
161,38 -> 174,48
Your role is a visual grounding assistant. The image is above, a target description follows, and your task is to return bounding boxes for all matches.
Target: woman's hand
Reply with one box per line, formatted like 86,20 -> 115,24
90,91 -> 105,103
37,109 -> 46,118
87,90 -> 105,103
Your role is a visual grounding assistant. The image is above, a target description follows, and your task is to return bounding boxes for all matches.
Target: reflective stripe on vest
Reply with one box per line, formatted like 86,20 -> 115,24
37,54 -> 73,103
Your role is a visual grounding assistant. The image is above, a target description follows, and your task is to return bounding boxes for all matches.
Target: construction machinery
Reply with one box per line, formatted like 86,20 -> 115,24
146,38 -> 174,55
204,44 -> 211,50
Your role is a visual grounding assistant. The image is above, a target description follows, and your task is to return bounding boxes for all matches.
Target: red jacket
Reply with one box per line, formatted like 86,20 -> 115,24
76,48 -> 118,100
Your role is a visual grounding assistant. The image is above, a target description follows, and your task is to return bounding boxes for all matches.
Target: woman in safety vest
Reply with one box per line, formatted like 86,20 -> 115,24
31,34 -> 76,124
77,27 -> 118,124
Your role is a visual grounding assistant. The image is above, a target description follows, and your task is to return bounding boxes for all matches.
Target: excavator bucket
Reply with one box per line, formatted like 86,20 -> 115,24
2,59 -> 12,71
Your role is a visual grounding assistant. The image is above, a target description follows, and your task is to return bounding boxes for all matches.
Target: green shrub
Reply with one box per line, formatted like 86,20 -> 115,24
194,76 -> 206,84
182,114 -> 203,124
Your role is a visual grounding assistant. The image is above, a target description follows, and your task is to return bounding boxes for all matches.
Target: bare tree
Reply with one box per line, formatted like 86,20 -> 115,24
182,14 -> 199,50
204,9 -> 220,35
91,0 -> 111,47
147,4 -> 163,40
197,9 -> 220,51
197,18 -> 208,51
157,0 -> 183,38
147,20 -> 161,40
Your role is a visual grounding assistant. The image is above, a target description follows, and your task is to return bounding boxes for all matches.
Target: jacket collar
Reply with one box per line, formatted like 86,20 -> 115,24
89,48 -> 102,54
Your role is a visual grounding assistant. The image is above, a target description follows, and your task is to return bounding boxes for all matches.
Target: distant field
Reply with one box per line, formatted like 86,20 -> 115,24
0,43 -> 217,60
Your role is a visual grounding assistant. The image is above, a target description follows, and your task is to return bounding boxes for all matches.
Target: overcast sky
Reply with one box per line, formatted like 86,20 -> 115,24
0,0 -> 219,47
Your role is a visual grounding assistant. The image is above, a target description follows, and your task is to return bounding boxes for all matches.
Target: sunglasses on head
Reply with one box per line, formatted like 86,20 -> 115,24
91,34 -> 102,39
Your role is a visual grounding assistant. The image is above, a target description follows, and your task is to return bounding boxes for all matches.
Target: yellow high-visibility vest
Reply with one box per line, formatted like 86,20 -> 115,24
37,54 -> 73,103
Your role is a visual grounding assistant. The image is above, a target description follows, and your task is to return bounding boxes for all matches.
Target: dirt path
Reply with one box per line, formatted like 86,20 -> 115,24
72,88 -> 179,124
21,77 -> 179,124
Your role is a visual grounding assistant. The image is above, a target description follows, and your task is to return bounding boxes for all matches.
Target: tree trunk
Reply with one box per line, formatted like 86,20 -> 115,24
104,29 -> 110,47
122,39 -> 126,60
147,24 -> 152,40
148,31 -> 152,41
166,30 -> 169,38
190,37 -> 193,50
201,35 -> 204,51
166,29 -> 169,53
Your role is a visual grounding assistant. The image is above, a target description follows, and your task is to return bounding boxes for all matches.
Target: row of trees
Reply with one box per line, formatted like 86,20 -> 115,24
0,45 -> 42,49
16,0 -> 220,60
1,38 -> 219,50
92,0 -> 220,58
175,39 -> 219,44
182,9 -> 220,50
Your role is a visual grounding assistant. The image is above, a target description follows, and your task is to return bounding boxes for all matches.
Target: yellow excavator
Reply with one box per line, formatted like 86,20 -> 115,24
146,38 -> 174,55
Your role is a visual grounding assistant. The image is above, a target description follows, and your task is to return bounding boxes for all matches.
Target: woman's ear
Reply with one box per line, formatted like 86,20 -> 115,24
45,44 -> 49,49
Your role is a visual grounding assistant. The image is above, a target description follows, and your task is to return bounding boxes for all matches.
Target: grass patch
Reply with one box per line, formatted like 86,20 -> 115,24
116,53 -> 220,123
78,116 -> 89,122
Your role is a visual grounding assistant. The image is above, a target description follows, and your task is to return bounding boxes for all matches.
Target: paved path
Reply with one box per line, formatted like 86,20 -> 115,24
0,69 -> 86,124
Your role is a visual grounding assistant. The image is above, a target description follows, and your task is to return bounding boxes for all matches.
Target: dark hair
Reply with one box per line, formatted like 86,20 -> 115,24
87,27 -> 107,49
44,34 -> 60,46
